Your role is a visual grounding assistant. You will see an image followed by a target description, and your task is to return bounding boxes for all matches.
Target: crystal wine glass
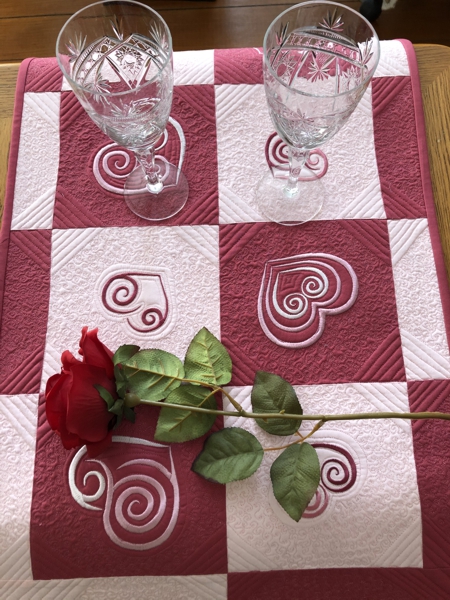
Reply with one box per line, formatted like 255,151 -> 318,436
56,0 -> 188,221
257,0 -> 380,224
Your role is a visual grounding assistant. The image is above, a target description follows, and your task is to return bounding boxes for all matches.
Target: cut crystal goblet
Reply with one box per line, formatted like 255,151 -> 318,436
257,0 -> 380,224
56,0 -> 188,221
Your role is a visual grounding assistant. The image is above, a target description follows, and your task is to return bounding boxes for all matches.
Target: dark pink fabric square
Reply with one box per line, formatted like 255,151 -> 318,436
214,48 -> 263,84
372,77 -> 426,219
24,57 -> 63,93
409,380 -> 450,569
0,230 -> 51,394
30,403 -> 227,579
228,568 -> 450,599
220,220 -> 404,386
54,85 -> 218,228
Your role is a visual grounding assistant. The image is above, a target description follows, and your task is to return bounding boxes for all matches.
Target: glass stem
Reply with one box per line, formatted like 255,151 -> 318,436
135,147 -> 163,194
284,147 -> 310,198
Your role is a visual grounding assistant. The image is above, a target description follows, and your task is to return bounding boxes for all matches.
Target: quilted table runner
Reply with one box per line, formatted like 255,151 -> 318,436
2,41 -> 450,599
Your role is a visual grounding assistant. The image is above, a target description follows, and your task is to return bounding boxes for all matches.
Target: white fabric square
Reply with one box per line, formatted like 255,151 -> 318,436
389,219 -> 450,379
42,225 -> 220,389
374,40 -> 410,78
215,83 -> 384,224
224,382 -> 422,571
11,93 -> 60,230
0,574 -> 227,599
0,394 -> 38,582
174,50 -> 214,85
61,77 -> 72,91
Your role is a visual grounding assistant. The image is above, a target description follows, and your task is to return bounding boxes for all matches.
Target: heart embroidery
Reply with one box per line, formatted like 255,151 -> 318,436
92,116 -> 186,194
68,436 -> 180,551
258,253 -> 358,348
96,264 -> 177,339
265,131 -> 328,181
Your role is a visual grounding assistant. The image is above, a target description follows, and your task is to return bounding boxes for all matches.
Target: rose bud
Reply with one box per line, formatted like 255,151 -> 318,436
45,328 -> 117,457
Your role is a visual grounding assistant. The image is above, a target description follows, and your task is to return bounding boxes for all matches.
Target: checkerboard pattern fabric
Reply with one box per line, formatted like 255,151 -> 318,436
2,41 -> 450,599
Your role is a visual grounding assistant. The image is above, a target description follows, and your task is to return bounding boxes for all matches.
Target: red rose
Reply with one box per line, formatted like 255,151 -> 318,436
45,327 -> 117,457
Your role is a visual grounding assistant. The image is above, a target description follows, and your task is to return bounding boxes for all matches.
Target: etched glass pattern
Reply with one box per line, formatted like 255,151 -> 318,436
66,18 -> 171,152
56,1 -> 189,221
266,9 -> 375,149
256,1 -> 380,224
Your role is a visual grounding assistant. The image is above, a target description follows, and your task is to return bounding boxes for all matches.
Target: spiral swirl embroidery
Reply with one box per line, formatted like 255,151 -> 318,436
92,116 -> 186,194
258,253 -> 358,348
269,431 -> 366,524
68,436 -> 180,551
265,131 -> 328,181
97,265 -> 176,338
303,443 -> 358,519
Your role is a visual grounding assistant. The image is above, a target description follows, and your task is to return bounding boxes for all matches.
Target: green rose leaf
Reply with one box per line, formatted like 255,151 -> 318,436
123,406 -> 136,424
270,442 -> 321,522
94,384 -> 115,409
251,371 -> 302,436
114,347 -> 139,399
122,349 -> 184,401
184,327 -> 232,387
114,365 -> 128,398
155,384 -> 217,443
192,427 -> 264,484
113,344 -> 140,366
95,384 -> 129,428
108,398 -> 124,417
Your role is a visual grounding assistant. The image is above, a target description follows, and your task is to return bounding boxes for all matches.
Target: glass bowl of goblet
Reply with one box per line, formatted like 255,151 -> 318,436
56,0 -> 188,221
257,0 -> 380,225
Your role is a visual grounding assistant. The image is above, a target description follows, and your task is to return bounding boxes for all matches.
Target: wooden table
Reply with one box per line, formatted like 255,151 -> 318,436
1,44 -> 450,281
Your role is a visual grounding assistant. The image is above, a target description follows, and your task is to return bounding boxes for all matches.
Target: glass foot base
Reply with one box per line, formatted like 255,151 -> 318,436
124,161 -> 189,221
256,168 -> 325,226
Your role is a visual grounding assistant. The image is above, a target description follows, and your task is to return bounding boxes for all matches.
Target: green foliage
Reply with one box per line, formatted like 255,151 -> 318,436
155,385 -> 217,443
94,384 -> 116,409
94,384 -> 135,427
251,371 -> 302,436
122,349 -> 184,401
184,327 -> 232,386
124,392 -> 141,408
192,427 -> 264,484
113,344 -> 140,366
123,406 -> 136,423
270,442 -> 321,522
108,398 -> 124,417
108,329 -> 321,523
113,344 -> 139,399
114,365 -> 128,399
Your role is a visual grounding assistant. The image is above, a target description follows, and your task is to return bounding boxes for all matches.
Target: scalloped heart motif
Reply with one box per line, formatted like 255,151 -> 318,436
265,131 -> 328,181
92,116 -> 185,194
258,253 -> 358,348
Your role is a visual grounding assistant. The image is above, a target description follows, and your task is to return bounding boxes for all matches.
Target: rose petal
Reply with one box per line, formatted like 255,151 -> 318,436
58,429 -> 83,450
46,371 -> 84,449
66,362 -> 115,442
45,372 -> 63,397
85,430 -> 113,457
45,372 -> 71,431
79,327 -> 114,378
61,350 -> 80,371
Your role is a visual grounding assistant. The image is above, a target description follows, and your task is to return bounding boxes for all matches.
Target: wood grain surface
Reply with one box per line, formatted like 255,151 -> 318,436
0,44 -> 449,284
1,0 -> 450,61
416,45 -> 450,284
0,62 -> 19,223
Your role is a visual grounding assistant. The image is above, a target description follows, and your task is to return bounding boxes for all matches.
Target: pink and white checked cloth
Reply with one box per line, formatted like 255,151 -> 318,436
1,41 -> 450,599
